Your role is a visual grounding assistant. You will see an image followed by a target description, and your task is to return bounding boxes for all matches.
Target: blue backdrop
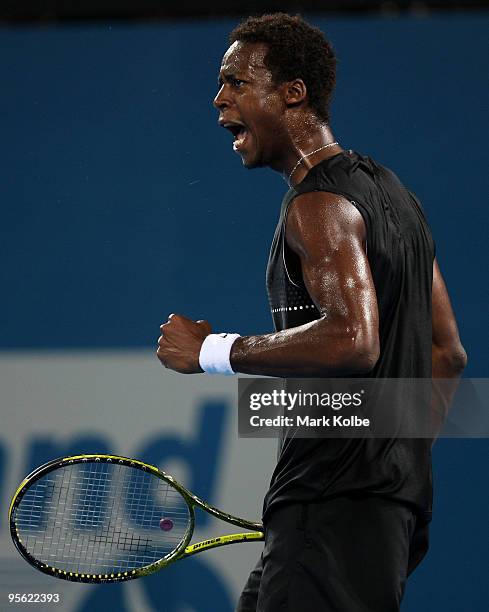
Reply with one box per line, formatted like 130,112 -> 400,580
1,14 -> 488,611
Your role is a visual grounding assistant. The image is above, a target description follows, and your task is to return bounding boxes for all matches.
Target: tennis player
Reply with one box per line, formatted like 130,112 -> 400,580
157,14 -> 467,612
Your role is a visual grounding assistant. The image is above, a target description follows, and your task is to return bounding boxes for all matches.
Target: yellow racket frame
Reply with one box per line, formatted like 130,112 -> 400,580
9,454 -> 264,583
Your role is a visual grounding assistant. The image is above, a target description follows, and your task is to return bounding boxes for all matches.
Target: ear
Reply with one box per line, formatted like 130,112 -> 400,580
283,79 -> 307,107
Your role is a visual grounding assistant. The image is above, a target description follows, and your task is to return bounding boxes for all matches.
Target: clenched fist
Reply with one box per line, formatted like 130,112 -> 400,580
156,314 -> 212,374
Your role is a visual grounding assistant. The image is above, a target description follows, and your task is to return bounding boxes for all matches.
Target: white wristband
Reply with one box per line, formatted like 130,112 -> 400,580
199,333 -> 241,375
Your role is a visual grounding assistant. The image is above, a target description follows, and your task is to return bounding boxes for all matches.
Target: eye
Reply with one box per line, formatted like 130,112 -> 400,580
232,78 -> 245,88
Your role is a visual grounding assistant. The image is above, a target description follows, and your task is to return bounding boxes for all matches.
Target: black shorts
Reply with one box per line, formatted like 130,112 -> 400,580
236,495 -> 429,612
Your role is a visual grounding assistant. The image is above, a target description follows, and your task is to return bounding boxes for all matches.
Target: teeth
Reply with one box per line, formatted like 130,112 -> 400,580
233,134 -> 246,151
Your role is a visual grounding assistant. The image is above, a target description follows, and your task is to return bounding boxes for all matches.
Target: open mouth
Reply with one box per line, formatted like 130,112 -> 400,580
222,121 -> 249,152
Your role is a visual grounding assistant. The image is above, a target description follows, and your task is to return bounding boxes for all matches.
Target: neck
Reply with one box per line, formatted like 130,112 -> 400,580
271,118 -> 342,186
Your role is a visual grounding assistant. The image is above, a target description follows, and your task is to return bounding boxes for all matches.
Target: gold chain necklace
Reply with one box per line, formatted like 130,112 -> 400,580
288,141 -> 339,184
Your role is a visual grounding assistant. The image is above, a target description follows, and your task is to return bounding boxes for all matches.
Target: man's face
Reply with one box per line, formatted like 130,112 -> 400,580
214,42 -> 285,168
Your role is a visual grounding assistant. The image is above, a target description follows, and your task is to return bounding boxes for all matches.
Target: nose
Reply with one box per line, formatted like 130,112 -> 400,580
213,84 -> 230,110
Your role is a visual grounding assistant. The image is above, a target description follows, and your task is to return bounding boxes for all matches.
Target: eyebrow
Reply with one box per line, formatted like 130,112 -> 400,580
217,72 -> 243,86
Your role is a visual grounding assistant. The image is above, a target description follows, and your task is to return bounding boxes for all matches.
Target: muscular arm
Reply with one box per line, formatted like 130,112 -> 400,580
229,192 -> 380,377
431,260 -> 467,430
430,258 -> 467,436
432,258 -> 467,377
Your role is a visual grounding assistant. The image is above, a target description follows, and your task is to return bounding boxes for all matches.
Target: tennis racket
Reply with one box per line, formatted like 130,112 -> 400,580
9,454 -> 264,583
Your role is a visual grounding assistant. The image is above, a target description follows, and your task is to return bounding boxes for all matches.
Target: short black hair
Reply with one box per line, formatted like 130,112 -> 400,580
229,13 -> 336,123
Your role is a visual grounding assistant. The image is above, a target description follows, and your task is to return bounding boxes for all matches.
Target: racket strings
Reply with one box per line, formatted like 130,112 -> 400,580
13,462 -> 191,575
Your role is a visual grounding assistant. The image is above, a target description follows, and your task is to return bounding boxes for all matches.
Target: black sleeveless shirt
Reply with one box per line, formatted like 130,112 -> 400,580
263,150 -> 434,523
